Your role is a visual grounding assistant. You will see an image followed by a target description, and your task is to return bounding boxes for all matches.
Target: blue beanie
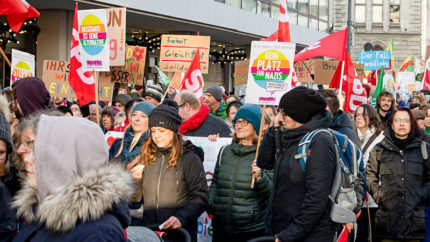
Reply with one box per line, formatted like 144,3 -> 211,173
132,101 -> 155,116
233,105 -> 262,135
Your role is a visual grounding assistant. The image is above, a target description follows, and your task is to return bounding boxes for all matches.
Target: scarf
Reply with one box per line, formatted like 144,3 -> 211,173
390,128 -> 414,150
122,128 -> 150,164
179,104 -> 210,134
357,127 -> 376,146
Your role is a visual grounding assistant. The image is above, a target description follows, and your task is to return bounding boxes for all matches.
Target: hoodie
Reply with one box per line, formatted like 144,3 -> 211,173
15,77 -> 50,117
330,110 -> 361,147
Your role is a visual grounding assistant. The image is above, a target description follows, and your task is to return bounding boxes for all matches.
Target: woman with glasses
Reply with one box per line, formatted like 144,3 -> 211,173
209,105 -> 272,242
367,107 -> 430,241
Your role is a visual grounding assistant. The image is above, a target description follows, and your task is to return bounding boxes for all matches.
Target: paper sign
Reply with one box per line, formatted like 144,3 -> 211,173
245,41 -> 296,105
105,131 -> 123,148
159,35 -> 211,74
314,60 -> 364,85
78,9 -> 110,71
294,60 -> 314,83
107,8 -> 126,66
111,45 -> 146,85
42,60 -> 113,101
10,49 -> 35,86
358,51 -> 391,70
234,60 -> 249,85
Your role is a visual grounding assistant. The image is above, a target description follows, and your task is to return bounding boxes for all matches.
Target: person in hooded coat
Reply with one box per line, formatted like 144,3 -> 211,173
130,100 -> 208,242
12,115 -> 134,241
12,77 -> 50,119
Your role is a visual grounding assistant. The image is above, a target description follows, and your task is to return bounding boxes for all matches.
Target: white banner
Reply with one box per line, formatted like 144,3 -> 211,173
245,41 -> 296,105
77,9 -> 110,71
10,49 -> 35,86
184,136 -> 232,242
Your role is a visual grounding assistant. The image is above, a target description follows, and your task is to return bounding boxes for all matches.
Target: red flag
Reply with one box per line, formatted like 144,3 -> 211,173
278,0 -> 291,42
0,0 -> 40,33
260,31 -> 278,41
422,62 -> 430,90
180,49 -> 204,101
337,226 -> 349,242
294,28 -> 348,63
68,4 -> 95,106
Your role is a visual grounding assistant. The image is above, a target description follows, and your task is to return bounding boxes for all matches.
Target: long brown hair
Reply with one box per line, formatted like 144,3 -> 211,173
140,132 -> 183,169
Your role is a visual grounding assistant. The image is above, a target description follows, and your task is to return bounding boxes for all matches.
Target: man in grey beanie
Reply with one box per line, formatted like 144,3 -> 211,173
203,85 -> 227,120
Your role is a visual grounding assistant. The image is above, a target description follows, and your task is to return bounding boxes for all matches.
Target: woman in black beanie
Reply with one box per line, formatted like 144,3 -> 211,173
130,100 -> 208,242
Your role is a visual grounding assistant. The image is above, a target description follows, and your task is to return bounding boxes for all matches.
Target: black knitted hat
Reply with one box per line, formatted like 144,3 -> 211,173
0,112 -> 12,154
148,99 -> 182,133
279,86 -> 327,124
113,94 -> 132,106
145,84 -> 163,103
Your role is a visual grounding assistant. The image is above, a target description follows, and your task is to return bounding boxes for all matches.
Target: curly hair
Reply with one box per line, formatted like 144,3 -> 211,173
140,133 -> 183,169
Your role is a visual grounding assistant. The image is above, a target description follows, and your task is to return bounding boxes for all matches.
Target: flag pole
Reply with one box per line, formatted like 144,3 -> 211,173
422,61 -> 427,90
161,81 -> 172,102
251,104 -> 266,189
0,48 -> 11,67
93,70 -> 100,126
338,60 -> 346,105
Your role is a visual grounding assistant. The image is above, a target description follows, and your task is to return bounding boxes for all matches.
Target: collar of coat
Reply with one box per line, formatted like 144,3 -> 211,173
12,162 -> 134,233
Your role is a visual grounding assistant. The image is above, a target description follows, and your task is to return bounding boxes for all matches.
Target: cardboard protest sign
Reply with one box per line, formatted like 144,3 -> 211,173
314,60 -> 364,85
42,60 -> 113,101
105,131 -> 123,148
11,49 -> 35,86
234,60 -> 249,85
160,35 -> 210,74
111,45 -> 146,85
78,9 -> 110,71
294,60 -> 314,83
245,41 -> 296,105
107,8 -> 126,66
358,51 -> 391,70
184,136 -> 232,242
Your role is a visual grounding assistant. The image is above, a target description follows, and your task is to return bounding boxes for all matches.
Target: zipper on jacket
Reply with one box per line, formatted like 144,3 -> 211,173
156,154 -> 166,213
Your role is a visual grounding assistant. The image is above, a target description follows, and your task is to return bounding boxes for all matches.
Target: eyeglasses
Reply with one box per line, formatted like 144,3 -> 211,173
393,118 -> 411,124
354,113 -> 367,118
19,140 -> 35,150
178,103 -> 186,108
234,119 -> 250,127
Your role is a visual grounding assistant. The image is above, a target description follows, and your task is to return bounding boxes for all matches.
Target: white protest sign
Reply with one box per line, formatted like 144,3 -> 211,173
105,131 -> 123,148
245,41 -> 296,105
184,136 -> 232,242
10,49 -> 35,86
77,9 -> 110,71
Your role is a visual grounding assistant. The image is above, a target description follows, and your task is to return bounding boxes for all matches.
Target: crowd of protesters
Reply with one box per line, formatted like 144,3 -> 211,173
1,76 -> 430,242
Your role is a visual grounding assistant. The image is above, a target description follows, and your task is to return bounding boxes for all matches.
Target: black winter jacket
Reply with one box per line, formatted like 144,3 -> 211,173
367,129 -> 430,240
0,181 -> 16,242
257,110 -> 338,242
209,141 -> 272,234
330,110 -> 361,147
183,114 -> 231,137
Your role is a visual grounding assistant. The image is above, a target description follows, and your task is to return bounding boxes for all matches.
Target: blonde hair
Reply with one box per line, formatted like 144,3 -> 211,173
115,124 -> 145,158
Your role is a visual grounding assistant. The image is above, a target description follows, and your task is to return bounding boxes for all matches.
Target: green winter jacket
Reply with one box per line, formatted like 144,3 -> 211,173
209,141 -> 272,234
210,102 -> 228,120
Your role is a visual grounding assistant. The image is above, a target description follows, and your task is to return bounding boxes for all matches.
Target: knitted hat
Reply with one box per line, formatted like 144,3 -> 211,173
145,84 -> 163,103
113,94 -> 132,106
101,106 -> 119,118
0,112 -> 12,154
279,86 -> 327,124
130,92 -> 142,101
412,109 -> 425,120
233,105 -> 263,135
132,101 -> 155,117
205,86 -> 223,101
148,99 -> 182,133
16,77 -> 51,117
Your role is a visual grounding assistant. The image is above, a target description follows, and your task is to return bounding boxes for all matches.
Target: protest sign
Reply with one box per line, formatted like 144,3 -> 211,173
294,60 -> 314,83
10,49 -> 35,86
358,51 -> 391,70
105,131 -> 123,148
245,41 -> 296,105
111,45 -> 146,85
159,35 -> 210,74
314,60 -> 364,85
42,60 -> 113,101
184,136 -> 232,242
107,8 -> 126,66
78,9 -> 110,71
234,60 -> 249,85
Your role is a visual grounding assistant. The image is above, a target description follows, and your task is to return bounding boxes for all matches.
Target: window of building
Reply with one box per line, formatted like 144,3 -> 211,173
242,0 -> 257,13
309,0 -> 318,17
297,0 -> 309,15
319,0 -> 328,21
309,18 -> 318,30
271,5 -> 280,19
258,1 -> 271,17
226,0 -> 241,8
390,0 -> 400,23
373,0 -> 383,23
355,0 -> 365,23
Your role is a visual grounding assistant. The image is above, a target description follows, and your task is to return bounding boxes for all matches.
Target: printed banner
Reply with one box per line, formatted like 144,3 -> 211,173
245,41 -> 296,105
42,60 -> 113,101
10,49 -> 35,86
111,45 -> 146,85
78,9 -> 110,71
107,8 -> 126,66
184,136 -> 232,242
159,35 -> 210,74
358,51 -> 391,70
314,60 -> 364,85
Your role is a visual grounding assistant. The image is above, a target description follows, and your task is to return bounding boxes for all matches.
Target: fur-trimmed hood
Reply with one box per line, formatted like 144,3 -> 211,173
12,162 -> 134,233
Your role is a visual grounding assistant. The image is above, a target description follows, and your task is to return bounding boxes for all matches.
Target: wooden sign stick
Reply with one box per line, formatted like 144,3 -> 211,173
0,48 -> 11,67
251,104 -> 266,189
93,70 -> 100,126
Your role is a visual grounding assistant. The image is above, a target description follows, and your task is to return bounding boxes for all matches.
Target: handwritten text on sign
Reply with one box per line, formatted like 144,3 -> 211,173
111,46 -> 146,85
42,60 -> 113,101
160,35 -> 210,74
107,8 -> 126,66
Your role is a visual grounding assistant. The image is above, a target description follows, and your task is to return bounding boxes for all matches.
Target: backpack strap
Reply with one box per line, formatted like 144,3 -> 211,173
295,129 -> 329,171
217,145 -> 227,167
421,141 -> 428,160
362,131 -> 381,155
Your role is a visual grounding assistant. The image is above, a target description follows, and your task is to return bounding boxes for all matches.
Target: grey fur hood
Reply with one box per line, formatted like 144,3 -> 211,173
12,162 -> 134,233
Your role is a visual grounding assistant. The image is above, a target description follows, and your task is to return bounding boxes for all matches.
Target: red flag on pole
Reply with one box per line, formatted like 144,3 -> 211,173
180,49 -> 204,101
422,62 -> 430,90
278,0 -> 291,42
294,28 -> 348,63
0,0 -> 40,33
68,3 -> 95,106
